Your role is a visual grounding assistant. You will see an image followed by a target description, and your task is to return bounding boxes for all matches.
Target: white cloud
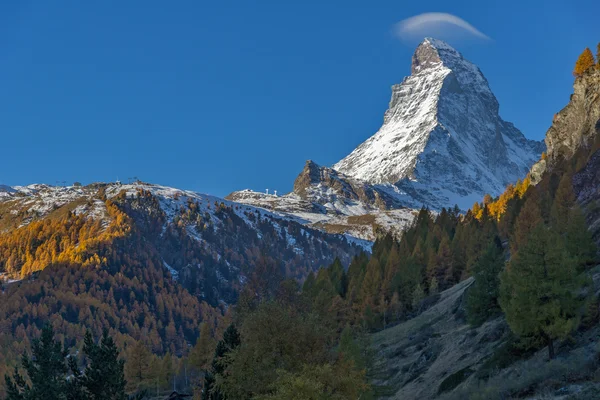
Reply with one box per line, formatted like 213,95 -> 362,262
394,12 -> 490,41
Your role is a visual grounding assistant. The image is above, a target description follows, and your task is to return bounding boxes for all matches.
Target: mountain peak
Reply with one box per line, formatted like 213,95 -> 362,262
333,39 -> 544,210
411,38 -> 457,74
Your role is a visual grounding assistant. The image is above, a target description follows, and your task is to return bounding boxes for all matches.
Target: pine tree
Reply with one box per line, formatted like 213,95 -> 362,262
73,330 -> 128,400
204,325 -> 241,400
5,325 -> 69,400
390,256 -> 422,311
573,47 -> 596,76
597,43 -> 600,69
500,224 -> 582,359
465,238 -> 504,326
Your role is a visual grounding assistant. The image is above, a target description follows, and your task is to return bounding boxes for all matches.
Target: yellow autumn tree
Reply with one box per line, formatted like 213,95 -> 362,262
573,47 -> 595,76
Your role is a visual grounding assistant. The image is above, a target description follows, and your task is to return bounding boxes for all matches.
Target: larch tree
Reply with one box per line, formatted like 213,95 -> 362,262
189,323 -> 216,372
124,341 -> 153,393
510,193 -> 543,255
573,47 -> 595,76
500,224 -> 582,359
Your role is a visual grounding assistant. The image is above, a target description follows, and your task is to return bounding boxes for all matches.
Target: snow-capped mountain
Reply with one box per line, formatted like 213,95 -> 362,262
0,182 -> 364,304
334,38 -> 544,210
229,38 -> 542,239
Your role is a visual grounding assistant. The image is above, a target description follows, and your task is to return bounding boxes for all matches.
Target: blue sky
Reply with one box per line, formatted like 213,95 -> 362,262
1,0 -> 598,196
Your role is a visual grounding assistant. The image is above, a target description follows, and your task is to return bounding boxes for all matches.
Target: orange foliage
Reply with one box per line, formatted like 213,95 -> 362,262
573,47 -> 595,77
0,200 -> 131,278
473,175 -> 531,221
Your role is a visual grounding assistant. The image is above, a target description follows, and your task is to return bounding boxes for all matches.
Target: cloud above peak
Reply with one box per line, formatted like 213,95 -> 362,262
394,13 -> 490,42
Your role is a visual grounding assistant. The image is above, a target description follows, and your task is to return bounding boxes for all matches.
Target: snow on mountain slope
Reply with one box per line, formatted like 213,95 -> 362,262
0,182 -> 364,304
229,39 -> 542,239
227,161 -> 417,241
334,38 -> 544,210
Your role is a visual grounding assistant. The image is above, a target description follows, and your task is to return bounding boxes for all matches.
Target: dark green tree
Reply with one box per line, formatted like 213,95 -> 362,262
76,330 -> 128,400
465,238 -> 504,326
500,224 -> 582,359
203,324 -> 241,400
5,325 -> 69,400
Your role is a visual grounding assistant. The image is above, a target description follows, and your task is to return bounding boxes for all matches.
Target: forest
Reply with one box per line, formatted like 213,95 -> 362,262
1,45 -> 600,399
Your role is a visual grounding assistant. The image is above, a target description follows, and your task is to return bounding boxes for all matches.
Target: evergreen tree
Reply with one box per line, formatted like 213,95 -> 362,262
391,256 -> 422,311
573,47 -> 596,76
500,224 -> 582,359
204,325 -> 241,400
465,239 -> 504,326
5,325 -> 69,400
76,330 -> 128,400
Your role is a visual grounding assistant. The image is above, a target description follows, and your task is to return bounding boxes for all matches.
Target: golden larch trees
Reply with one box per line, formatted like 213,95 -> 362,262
573,47 -> 595,76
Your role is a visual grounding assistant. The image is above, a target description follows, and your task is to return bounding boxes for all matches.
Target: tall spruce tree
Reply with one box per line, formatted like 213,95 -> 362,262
72,330 -> 128,400
5,325 -> 69,400
500,224 -> 582,359
204,324 -> 241,400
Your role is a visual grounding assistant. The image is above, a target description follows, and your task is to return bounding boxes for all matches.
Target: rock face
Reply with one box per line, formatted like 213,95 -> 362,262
227,161 -> 416,242
292,160 -> 405,210
545,68 -> 600,166
334,38 -> 544,210
530,68 -> 600,184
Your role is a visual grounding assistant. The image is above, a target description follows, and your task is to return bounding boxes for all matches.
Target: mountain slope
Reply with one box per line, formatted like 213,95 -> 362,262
229,39 -> 542,241
0,182 -> 364,305
334,38 -> 544,210
227,161 -> 416,241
